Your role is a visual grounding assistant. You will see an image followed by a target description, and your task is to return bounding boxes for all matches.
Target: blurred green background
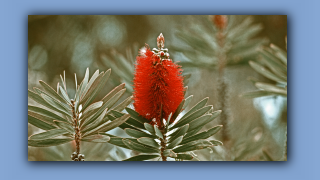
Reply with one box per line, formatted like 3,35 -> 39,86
28,15 -> 287,161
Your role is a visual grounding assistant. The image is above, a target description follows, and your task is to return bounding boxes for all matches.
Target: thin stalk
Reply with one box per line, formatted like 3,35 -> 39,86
216,27 -> 232,160
71,99 -> 84,161
159,104 -> 167,161
160,132 -> 167,161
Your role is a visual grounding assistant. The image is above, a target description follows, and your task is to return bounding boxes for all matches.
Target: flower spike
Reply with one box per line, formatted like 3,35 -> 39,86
133,33 -> 184,128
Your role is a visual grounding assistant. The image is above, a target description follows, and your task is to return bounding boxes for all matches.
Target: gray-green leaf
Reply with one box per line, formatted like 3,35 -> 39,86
163,149 -> 177,158
180,125 -> 222,145
41,93 -> 71,116
171,99 -> 185,121
255,82 -> 287,96
83,114 -> 130,137
176,153 -> 193,160
125,128 -> 155,139
59,86 -> 72,105
81,107 -> 108,133
167,136 -> 183,149
137,137 -> 160,148
81,134 -> 110,143
144,123 -> 155,135
101,83 -> 125,104
169,124 -> 189,143
125,107 -> 149,124
80,69 -> 100,100
123,154 -> 160,161
249,61 -> 286,83
29,129 -> 69,140
54,120 -> 74,134
111,110 -> 145,129
28,105 -> 67,123
28,138 -> 72,147
82,70 -> 111,109
154,126 -> 163,139
82,101 -> 103,114
122,139 -> 160,153
183,97 -> 208,118
113,96 -> 133,112
209,140 -> 223,146
173,140 -> 214,153
172,105 -> 212,129
39,80 -> 69,105
28,114 -> 56,130
28,89 -> 55,110
188,110 -> 221,132
182,95 -> 193,111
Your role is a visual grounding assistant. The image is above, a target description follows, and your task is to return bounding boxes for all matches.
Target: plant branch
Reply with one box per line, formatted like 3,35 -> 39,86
71,99 -> 84,161
216,24 -> 232,160
160,132 -> 167,161
159,103 -> 167,161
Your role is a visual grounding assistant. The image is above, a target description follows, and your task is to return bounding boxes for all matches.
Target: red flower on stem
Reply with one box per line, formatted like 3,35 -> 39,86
133,33 -> 184,128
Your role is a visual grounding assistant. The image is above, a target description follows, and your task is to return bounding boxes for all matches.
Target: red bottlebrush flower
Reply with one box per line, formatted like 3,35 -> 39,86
212,15 -> 228,30
133,34 -> 184,127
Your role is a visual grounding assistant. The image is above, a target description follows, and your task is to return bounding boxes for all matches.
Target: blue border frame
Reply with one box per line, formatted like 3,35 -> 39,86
1,0 -> 319,179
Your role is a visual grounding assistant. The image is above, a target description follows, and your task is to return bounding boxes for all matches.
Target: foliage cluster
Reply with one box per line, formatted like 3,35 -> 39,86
28,15 -> 287,161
